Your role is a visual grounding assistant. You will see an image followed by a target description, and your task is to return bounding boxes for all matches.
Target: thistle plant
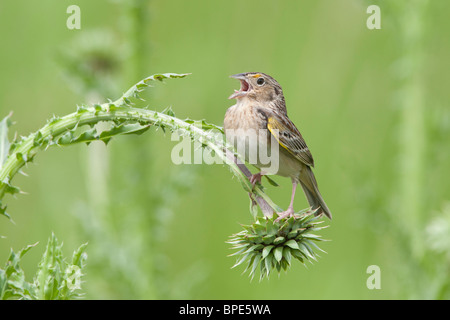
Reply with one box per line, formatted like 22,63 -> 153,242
0,72 -> 328,283
0,233 -> 87,300
0,73 -> 281,219
228,209 -> 327,280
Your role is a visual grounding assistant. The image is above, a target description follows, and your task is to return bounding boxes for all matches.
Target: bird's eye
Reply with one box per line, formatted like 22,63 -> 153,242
256,77 -> 265,86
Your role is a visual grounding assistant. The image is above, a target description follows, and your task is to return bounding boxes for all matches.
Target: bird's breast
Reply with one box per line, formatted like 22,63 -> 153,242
224,103 -> 275,172
224,102 -> 304,178
224,103 -> 263,131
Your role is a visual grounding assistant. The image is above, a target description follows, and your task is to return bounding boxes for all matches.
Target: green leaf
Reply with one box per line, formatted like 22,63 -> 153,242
33,131 -> 45,148
56,131 -> 75,145
284,239 -> 300,250
99,123 -> 151,142
0,114 -> 12,170
265,219 -> 278,236
249,197 -> 258,220
161,106 -> 175,117
71,128 -> 99,144
0,200 -> 10,220
298,243 -> 316,261
262,245 -> 274,259
29,233 -> 88,300
2,181 -> 21,196
0,242 -> 39,300
246,234 -> 262,244
228,245 -> 250,257
118,73 -> 191,107
36,233 -> 62,300
283,247 -> 292,265
252,223 -> 266,236
232,252 -> 251,269
71,242 -> 88,267
304,239 -> 327,254
249,253 -> 261,280
274,246 -> 283,262
302,233 -> 323,241
262,234 -> 275,245
264,175 -> 279,187
287,230 -> 298,239
273,236 -> 285,245
183,118 -> 224,132
243,244 -> 263,254
264,255 -> 272,277
281,258 -> 289,271
0,270 -> 7,299
242,253 -> 258,275
291,249 -> 305,263
77,105 -> 89,114
47,115 -> 61,125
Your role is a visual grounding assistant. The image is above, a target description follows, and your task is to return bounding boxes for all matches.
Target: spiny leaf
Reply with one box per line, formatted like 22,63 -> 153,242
33,131 -> 44,147
2,181 -> 21,196
266,219 -> 278,236
285,239 -> 300,250
71,128 -> 99,144
161,106 -> 175,117
99,123 -> 151,141
264,175 -> 279,187
77,106 -> 88,114
262,245 -> 274,259
0,113 -> 12,170
117,73 -> 191,108
252,223 -> 266,236
283,247 -> 292,265
183,118 -> 224,132
71,242 -> 88,267
15,152 -> 27,163
47,115 -> 61,125
249,253 -> 261,279
262,234 -> 275,245
274,246 -> 283,262
1,234 -> 88,300
273,236 -> 285,245
291,249 -> 305,263
0,201 -> 10,220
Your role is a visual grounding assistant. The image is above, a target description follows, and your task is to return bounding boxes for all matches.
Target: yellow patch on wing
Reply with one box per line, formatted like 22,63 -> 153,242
267,117 -> 290,152
267,116 -> 315,167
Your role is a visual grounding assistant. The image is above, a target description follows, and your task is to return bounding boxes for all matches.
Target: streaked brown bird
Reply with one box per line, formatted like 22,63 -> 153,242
224,72 -> 332,220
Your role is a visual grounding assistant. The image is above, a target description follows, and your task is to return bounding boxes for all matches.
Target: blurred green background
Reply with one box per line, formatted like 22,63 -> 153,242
0,0 -> 449,299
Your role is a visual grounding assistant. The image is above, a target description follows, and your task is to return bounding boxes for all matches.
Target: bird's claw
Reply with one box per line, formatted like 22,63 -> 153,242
274,207 -> 295,222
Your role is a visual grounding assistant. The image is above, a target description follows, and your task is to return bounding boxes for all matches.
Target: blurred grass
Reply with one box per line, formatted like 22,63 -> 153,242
0,0 -> 449,299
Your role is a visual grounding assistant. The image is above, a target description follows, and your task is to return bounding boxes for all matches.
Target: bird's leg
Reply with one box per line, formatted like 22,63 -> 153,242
248,172 -> 263,201
275,179 -> 297,222
249,172 -> 263,188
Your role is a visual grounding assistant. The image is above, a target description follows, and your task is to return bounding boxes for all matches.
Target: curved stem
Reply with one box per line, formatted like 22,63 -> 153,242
0,74 -> 281,218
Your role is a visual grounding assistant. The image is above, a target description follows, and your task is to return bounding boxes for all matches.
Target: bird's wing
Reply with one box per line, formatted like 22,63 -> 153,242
267,115 -> 315,167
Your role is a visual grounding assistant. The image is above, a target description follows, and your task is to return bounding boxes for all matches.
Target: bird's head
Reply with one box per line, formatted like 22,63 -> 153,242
228,72 -> 284,103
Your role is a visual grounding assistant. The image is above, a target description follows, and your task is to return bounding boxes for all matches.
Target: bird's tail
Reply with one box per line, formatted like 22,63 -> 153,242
299,166 -> 332,220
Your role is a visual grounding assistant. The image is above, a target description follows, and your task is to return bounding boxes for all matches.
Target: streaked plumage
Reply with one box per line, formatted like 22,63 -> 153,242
224,72 -> 332,220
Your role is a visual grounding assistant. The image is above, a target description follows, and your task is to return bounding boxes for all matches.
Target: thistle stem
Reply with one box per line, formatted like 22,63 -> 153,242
0,74 -> 281,218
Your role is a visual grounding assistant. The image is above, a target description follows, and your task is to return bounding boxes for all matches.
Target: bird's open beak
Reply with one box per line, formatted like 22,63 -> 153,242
229,73 -> 251,99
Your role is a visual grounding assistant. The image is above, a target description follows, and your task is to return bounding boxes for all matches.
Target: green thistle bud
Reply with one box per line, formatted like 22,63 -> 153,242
227,211 -> 328,281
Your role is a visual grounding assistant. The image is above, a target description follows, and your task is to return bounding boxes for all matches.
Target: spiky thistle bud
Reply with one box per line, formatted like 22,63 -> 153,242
227,210 -> 328,280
